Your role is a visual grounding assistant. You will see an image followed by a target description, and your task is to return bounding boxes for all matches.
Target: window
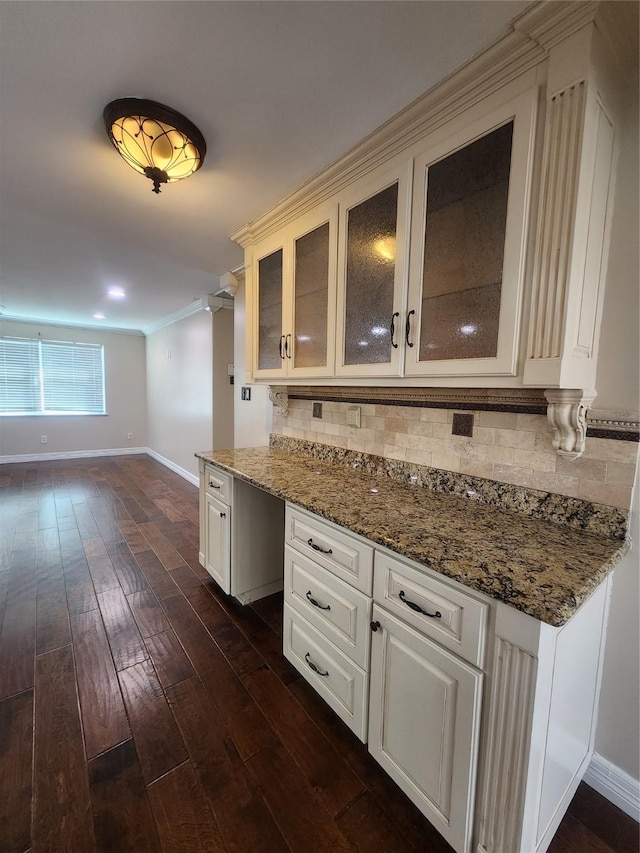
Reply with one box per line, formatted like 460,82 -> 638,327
0,337 -> 106,415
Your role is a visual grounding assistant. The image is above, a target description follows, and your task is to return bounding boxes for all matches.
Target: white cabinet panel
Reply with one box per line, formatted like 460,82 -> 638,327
369,604 -> 483,853
283,603 -> 369,741
205,492 -> 230,593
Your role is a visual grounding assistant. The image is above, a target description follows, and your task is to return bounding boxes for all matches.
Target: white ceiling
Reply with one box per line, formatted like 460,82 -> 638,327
0,0 -> 533,334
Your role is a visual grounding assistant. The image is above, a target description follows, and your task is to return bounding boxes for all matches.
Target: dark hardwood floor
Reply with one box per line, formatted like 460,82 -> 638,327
0,454 -> 637,852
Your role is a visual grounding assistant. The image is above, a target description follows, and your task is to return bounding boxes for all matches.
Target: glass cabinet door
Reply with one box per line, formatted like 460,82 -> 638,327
336,167 -> 409,377
405,89 -> 537,377
256,247 -> 285,374
290,219 -> 334,376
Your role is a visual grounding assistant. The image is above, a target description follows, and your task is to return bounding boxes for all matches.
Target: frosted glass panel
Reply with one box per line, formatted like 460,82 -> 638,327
294,222 -> 329,369
420,122 -> 513,361
344,183 -> 398,365
258,249 -> 283,370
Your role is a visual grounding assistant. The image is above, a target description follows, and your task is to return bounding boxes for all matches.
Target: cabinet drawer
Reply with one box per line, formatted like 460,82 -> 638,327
204,465 -> 232,503
283,604 -> 368,742
285,505 -> 373,594
374,551 -> 488,668
284,546 -> 372,669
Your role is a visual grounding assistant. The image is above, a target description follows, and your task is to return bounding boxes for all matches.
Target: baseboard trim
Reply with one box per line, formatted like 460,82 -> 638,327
145,448 -> 199,487
0,447 -> 148,464
584,753 -> 640,822
0,446 -> 200,487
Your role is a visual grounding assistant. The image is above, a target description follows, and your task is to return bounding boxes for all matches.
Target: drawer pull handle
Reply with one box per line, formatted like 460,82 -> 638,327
307,538 -> 332,555
208,482 -> 221,489
399,590 -> 441,618
306,591 -> 331,611
305,652 -> 329,677
370,620 -> 381,632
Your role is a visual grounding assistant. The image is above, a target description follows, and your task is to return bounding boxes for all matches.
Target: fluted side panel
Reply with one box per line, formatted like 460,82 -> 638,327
477,638 -> 537,853
528,82 -> 586,360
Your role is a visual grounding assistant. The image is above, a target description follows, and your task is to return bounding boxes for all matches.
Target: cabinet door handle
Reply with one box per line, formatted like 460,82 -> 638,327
307,538 -> 332,555
405,309 -> 415,347
278,335 -> 286,359
305,652 -> 329,677
370,620 -> 381,632
306,590 -> 331,611
285,333 -> 292,359
399,590 -> 441,618
219,511 -> 226,518
208,482 -> 221,489
390,311 -> 400,349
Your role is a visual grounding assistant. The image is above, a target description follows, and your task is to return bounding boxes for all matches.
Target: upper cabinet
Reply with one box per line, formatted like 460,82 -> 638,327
234,1 -> 623,413
404,89 -> 537,378
253,205 -> 338,380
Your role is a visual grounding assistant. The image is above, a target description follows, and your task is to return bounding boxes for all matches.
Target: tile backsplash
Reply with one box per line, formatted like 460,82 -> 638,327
272,399 -> 638,512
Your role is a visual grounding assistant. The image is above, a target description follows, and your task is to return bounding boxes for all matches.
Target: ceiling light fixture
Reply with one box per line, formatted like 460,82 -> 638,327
103,98 -> 207,194
107,286 -> 126,299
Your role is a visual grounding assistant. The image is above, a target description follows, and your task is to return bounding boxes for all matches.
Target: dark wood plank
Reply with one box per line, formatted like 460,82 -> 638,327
186,585 -> 263,676
127,588 -> 171,638
33,646 -> 95,851
246,741 -> 352,853
148,761 -> 225,852
250,590 -> 285,637
63,554 -> 98,616
117,659 -> 188,784
566,783 -> 627,850
139,521 -> 187,570
73,503 -> 101,539
0,689 -> 33,853
548,813 -> 615,853
36,547 -> 63,582
248,624 -> 301,685
163,595 -> 277,761
106,540 -> 149,594
89,739 -> 162,852
97,586 -> 148,671
618,817 -> 640,853
337,790 -> 435,853
36,572 -> 71,654
118,517 -> 151,552
136,549 -> 180,600
144,629 -> 195,689
71,609 -> 130,758
242,664 -> 364,817
166,676 -> 288,853
0,549 -> 37,699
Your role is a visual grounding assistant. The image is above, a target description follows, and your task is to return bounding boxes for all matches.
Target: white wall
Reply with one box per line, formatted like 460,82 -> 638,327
0,319 -> 147,457
146,310 -> 219,480
212,308 -> 235,450
233,276 -> 272,448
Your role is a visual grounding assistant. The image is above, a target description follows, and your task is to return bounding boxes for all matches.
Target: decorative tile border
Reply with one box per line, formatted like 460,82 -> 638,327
269,433 -> 629,541
280,386 -> 640,441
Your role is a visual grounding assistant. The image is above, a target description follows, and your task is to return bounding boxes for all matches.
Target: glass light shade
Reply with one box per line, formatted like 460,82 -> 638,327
104,99 -> 206,194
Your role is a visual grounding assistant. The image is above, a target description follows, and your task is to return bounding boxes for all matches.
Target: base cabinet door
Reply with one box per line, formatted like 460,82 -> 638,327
205,492 -> 231,593
368,605 -> 483,853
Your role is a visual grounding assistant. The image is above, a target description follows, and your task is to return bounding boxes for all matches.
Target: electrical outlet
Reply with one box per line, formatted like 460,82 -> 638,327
41,435 -> 47,444
346,406 -> 361,428
127,432 -> 133,440
312,402 -> 323,419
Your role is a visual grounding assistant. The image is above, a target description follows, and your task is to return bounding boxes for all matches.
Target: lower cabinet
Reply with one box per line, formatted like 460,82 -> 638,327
368,604 -> 483,853
204,492 -> 231,592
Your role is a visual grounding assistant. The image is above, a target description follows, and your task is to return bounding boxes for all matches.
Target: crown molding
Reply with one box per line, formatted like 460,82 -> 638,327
0,314 -> 144,336
142,299 -> 204,336
231,1 -> 604,248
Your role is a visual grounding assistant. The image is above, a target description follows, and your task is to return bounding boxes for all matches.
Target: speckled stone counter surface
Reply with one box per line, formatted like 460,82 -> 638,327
196,447 -> 628,627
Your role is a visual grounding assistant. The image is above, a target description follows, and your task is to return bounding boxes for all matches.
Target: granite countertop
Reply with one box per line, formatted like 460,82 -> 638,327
196,447 -> 628,627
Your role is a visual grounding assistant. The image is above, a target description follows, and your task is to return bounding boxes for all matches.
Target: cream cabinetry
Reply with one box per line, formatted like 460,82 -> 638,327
369,605 -> 483,853
198,460 -> 284,604
283,505 -> 373,740
253,203 -> 338,381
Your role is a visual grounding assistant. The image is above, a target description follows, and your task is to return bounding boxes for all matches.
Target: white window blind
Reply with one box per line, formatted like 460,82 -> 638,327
0,337 -> 105,415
